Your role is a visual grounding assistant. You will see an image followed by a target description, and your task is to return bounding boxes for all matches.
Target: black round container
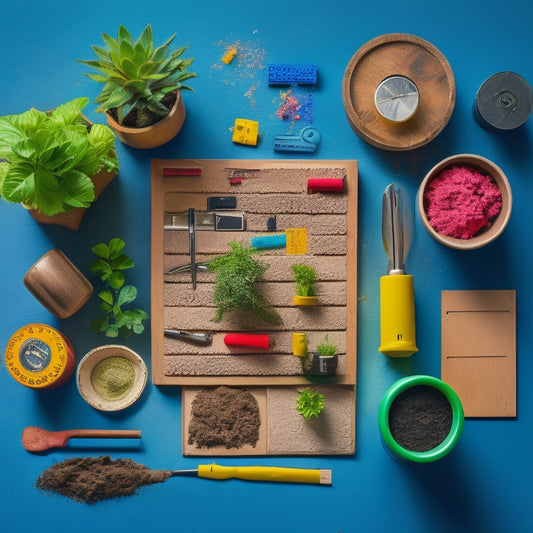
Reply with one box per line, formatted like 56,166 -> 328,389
473,71 -> 533,131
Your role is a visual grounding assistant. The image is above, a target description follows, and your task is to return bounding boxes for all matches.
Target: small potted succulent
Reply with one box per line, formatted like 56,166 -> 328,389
0,97 -> 119,230
296,387 -> 325,420
291,263 -> 319,306
302,335 -> 338,376
78,24 -> 196,149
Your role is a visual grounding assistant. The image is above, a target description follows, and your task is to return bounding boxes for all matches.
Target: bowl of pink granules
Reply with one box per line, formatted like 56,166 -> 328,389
418,154 -> 512,249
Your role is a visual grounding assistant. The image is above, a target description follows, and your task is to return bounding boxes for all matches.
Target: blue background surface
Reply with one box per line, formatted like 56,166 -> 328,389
1,1 -> 532,532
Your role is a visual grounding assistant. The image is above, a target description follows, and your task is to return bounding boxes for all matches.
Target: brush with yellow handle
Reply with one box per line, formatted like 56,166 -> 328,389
379,183 -> 418,358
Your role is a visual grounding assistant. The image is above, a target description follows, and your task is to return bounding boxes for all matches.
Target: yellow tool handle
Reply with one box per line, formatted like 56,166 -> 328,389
379,274 -> 418,358
197,464 -> 331,485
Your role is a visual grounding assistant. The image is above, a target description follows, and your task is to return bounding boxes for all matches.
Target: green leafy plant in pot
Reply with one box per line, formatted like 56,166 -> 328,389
302,334 -> 338,376
0,97 -> 119,230
291,263 -> 319,306
78,24 -> 196,149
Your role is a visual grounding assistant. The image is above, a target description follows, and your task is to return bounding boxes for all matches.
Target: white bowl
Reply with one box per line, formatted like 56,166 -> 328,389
77,345 -> 148,412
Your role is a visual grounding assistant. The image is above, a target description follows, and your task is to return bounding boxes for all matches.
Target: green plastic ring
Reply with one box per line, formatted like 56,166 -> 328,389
378,375 -> 464,463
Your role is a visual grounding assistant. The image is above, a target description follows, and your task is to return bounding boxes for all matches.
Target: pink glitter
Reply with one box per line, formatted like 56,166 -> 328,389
423,165 -> 502,239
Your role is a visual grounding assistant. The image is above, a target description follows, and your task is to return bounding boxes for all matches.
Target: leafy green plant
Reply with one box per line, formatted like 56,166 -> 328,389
0,97 -> 118,216
296,388 -> 325,420
90,238 -> 149,338
78,24 -> 196,128
208,240 -> 282,325
291,263 -> 317,297
316,335 -> 337,357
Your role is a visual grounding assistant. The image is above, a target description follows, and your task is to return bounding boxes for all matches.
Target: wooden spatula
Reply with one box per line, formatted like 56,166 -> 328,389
22,426 -> 141,452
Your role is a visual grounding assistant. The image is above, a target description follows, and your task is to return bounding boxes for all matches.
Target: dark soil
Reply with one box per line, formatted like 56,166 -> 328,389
188,386 -> 261,449
35,456 -> 170,504
108,91 -> 176,128
388,385 -> 453,452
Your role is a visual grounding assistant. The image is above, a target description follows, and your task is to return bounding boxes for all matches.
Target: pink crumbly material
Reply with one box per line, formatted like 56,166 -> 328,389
423,165 -> 503,239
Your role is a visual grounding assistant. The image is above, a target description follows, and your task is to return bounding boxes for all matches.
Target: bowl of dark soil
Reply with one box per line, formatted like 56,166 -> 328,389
378,375 -> 464,463
418,154 -> 512,250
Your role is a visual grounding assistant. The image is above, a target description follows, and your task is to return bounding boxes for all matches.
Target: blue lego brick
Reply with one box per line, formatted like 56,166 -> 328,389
268,64 -> 318,86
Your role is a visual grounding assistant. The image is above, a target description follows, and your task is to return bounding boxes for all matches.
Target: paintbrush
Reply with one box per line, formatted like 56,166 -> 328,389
170,464 -> 332,485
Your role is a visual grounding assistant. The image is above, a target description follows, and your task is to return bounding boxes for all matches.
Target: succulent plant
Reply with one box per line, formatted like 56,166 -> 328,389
78,24 -> 196,127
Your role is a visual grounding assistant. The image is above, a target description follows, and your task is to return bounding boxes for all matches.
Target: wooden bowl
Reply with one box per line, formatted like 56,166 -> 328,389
418,154 -> 512,249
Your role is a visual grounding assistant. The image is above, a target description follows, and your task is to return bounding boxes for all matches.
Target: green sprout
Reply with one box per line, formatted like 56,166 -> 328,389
296,388 -> 325,420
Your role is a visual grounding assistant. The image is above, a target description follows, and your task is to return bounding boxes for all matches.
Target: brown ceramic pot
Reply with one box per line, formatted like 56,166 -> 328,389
106,90 -> 186,149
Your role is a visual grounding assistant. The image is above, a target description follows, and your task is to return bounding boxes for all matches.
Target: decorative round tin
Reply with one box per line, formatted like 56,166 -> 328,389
4,324 -> 76,389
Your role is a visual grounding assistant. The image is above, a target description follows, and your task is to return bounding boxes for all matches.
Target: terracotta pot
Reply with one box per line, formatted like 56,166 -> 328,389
106,90 -> 186,149
27,160 -> 118,231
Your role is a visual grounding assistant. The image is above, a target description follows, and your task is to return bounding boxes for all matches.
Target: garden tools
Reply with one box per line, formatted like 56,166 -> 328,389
379,183 -> 418,357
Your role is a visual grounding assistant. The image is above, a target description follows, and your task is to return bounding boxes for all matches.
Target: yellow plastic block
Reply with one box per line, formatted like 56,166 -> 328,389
232,118 -> 259,146
221,47 -> 237,64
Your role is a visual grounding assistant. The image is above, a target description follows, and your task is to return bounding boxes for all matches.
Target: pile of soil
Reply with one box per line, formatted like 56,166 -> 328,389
35,456 -> 170,504
388,385 -> 453,452
188,386 -> 261,449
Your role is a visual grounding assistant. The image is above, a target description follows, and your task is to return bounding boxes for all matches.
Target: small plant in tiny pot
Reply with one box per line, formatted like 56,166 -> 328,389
0,97 -> 118,230
296,388 -> 325,420
90,238 -> 149,338
302,334 -> 338,376
208,240 -> 282,326
78,24 -> 196,149
291,263 -> 319,306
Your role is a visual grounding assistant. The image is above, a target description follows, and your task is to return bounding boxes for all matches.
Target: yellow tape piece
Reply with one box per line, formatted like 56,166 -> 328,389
285,228 -> 308,255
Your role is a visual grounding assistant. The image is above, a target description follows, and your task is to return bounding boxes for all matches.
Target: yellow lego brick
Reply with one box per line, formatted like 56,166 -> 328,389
232,118 -> 259,146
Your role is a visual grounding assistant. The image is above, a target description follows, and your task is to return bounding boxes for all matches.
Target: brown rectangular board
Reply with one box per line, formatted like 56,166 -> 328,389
182,385 -> 355,456
151,159 -> 358,386
441,290 -> 516,418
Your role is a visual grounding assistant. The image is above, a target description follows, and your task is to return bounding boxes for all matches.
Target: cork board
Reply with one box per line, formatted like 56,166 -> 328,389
182,385 -> 355,456
150,159 -> 358,386
441,290 -> 516,418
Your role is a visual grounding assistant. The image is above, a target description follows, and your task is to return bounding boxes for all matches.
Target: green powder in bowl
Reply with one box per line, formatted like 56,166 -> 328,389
90,356 -> 135,401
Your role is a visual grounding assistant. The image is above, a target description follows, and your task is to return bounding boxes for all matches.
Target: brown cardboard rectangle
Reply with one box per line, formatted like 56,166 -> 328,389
441,290 -> 516,417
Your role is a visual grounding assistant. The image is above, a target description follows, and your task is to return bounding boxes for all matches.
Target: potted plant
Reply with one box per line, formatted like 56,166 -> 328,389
208,240 -> 282,325
296,387 -> 325,420
291,263 -> 318,306
302,335 -> 338,376
78,24 -> 196,149
0,97 -> 119,230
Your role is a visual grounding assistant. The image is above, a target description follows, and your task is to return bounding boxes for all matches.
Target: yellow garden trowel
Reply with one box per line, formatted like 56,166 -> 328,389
379,183 -> 418,357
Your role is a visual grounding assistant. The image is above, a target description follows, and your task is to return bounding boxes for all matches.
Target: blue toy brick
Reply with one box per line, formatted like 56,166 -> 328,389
268,64 -> 318,85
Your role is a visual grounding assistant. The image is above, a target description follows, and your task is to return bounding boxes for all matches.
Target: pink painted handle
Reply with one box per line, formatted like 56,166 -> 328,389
224,333 -> 270,349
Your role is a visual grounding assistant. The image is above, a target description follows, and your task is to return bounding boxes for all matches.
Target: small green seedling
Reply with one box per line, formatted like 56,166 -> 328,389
90,238 -> 149,338
291,263 -> 317,297
316,335 -> 337,356
296,388 -> 325,420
